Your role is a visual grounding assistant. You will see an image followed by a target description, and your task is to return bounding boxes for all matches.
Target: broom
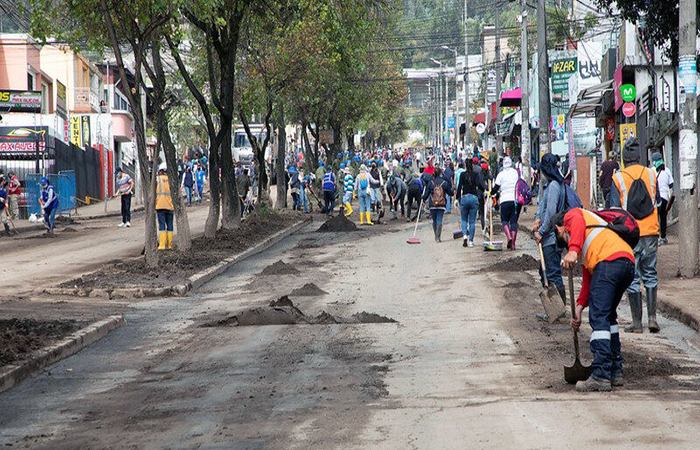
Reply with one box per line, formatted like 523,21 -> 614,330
483,180 -> 503,251
407,186 -> 426,244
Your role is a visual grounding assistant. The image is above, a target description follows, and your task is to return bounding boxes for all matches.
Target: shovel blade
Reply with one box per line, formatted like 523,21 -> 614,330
539,285 -> 567,324
564,358 -> 593,384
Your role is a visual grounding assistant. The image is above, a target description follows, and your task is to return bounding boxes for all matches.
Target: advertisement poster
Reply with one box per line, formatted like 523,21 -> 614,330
551,115 -> 566,142
552,58 -> 577,104
56,82 -> 67,118
70,116 -> 82,147
0,90 -> 42,113
81,115 -> 91,149
0,126 -> 47,153
620,123 -> 637,151
572,117 -> 600,157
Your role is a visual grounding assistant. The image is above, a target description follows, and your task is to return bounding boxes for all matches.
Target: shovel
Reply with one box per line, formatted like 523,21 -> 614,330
564,267 -> 592,384
537,243 -> 566,323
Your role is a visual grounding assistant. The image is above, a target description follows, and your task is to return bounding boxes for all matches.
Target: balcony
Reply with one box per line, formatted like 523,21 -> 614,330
74,87 -> 100,112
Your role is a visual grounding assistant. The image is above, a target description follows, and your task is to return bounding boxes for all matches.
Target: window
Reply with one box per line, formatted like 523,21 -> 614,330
27,72 -> 34,90
104,88 -> 109,107
41,82 -> 48,113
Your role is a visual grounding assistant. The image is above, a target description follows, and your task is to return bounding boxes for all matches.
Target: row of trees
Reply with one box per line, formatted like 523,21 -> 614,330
28,0 -> 406,267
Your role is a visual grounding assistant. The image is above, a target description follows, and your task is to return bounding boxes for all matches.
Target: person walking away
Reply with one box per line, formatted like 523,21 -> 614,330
298,168 -> 309,213
114,168 -> 134,227
194,164 -> 206,202
562,154 -> 572,185
444,162 -> 455,214
355,164 -> 376,225
181,165 -> 195,206
610,138 -> 660,333
237,168 -> 252,216
39,177 -> 58,235
423,167 -> 453,242
156,163 -> 175,250
369,163 -> 383,218
288,166 -> 301,211
7,171 -> 21,221
315,161 -> 326,193
598,154 -> 619,208
456,160 -> 485,247
532,154 -> 568,319
405,172 -> 423,222
386,172 -> 406,220
652,151 -> 673,245
322,167 -> 336,217
554,208 -> 635,391
0,177 -> 10,236
493,156 -> 522,250
342,167 -> 354,217
479,162 -> 491,233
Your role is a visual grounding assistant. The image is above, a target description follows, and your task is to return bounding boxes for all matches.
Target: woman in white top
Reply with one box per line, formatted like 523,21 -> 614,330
493,156 -> 522,250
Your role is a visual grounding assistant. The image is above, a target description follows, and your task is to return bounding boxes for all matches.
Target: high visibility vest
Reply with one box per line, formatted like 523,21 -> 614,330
155,174 -> 174,210
613,165 -> 658,236
580,209 -> 634,272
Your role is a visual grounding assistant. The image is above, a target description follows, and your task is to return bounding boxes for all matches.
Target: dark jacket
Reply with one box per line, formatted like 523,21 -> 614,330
422,178 -> 454,209
456,167 -> 485,199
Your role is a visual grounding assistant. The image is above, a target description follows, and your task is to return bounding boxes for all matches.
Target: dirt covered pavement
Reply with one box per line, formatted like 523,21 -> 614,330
2,214 -> 700,449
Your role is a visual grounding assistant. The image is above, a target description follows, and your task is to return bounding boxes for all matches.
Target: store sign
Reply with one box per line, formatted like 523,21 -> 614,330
551,58 -> 577,103
622,102 -> 636,117
496,122 -> 509,136
70,116 -> 82,147
0,126 -> 47,153
620,84 -> 636,103
0,90 -> 42,113
605,118 -> 615,140
56,81 -> 67,117
620,123 -> 637,150
81,115 -> 91,148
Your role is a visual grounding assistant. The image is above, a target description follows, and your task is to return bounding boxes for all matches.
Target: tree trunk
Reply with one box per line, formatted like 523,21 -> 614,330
301,119 -> 315,171
275,103 -> 287,209
205,141 -> 220,238
220,127 -> 240,229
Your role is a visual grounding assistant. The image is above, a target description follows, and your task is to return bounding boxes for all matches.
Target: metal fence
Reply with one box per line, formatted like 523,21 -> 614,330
24,171 -> 77,216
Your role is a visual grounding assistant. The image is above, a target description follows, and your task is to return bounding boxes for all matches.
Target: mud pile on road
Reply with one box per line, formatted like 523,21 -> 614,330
260,260 -> 299,276
0,318 -> 83,366
290,283 -> 327,296
317,215 -> 358,232
480,254 -> 540,272
203,296 -> 397,327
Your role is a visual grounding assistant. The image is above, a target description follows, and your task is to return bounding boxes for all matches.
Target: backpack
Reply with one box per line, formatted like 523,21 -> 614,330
586,208 -> 640,249
516,178 -> 532,206
558,182 -> 582,211
358,174 -> 369,190
625,172 -> 655,220
431,181 -> 446,207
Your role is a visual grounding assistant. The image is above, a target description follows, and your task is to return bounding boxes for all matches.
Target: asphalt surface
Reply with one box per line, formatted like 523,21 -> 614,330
2,215 -> 700,449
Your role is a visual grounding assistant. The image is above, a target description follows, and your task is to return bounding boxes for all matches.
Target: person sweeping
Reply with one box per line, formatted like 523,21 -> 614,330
553,208 -> 635,391
156,163 -> 174,250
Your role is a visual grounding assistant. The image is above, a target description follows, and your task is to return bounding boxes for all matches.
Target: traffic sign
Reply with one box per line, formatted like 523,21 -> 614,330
622,102 -> 636,117
475,123 -> 486,134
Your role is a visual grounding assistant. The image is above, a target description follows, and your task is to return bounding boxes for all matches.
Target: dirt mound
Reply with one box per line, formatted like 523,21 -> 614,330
480,254 -> 540,273
62,227 -> 78,232
203,297 -> 396,327
0,318 -> 83,366
260,260 -> 299,276
290,283 -> 328,297
317,215 -> 358,232
351,312 -> 397,324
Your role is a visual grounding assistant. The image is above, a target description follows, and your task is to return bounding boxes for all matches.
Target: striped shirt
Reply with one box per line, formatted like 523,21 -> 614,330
344,174 -> 354,194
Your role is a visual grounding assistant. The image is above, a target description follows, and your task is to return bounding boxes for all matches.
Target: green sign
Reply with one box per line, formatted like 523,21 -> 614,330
620,84 -> 636,103
551,58 -> 577,103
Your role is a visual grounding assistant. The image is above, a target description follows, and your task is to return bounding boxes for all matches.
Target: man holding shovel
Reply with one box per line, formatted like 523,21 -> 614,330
553,208 -> 635,391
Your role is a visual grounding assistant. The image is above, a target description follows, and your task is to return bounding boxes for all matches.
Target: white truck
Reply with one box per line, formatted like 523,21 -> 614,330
233,125 -> 273,166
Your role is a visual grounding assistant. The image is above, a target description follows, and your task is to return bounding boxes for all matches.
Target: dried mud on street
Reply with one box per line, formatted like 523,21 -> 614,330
0,318 -> 84,366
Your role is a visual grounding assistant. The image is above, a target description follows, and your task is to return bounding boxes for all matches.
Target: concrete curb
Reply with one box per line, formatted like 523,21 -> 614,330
45,216 -> 312,300
0,315 -> 126,394
77,205 -> 145,221
658,299 -> 700,333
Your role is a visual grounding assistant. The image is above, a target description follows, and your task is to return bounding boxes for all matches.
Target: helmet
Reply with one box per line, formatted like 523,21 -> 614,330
158,162 -> 167,172
318,161 -> 325,167
340,163 -> 346,169
40,177 -> 49,186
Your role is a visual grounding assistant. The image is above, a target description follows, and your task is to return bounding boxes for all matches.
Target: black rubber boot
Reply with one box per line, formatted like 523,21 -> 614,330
4,223 -> 10,236
647,287 -> 660,333
436,225 -> 442,242
625,292 -> 643,333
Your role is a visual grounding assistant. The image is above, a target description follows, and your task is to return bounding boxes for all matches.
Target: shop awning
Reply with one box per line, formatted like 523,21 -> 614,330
472,112 -> 486,125
499,88 -> 522,107
577,80 -> 614,101
503,110 -> 523,136
567,80 -> 614,118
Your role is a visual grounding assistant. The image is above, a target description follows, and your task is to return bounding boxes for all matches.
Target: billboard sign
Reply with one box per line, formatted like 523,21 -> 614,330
0,90 -> 42,113
0,126 -> 48,154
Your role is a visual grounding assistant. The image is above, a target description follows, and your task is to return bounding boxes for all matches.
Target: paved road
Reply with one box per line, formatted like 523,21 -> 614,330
2,217 -> 700,449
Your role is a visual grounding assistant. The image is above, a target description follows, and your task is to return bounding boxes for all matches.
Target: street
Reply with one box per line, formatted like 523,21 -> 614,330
2,216 -> 700,449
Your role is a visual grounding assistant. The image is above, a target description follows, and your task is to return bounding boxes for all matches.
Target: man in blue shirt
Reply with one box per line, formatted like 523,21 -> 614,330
0,176 -> 10,236
322,167 -> 336,217
39,177 -> 58,234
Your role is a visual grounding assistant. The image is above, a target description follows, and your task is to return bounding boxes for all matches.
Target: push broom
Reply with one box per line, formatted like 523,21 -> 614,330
483,180 -> 503,251
406,187 -> 426,244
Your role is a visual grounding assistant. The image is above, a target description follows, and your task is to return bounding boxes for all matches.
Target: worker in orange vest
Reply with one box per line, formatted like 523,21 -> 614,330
553,208 -> 635,392
156,163 -> 174,250
610,138 -> 660,333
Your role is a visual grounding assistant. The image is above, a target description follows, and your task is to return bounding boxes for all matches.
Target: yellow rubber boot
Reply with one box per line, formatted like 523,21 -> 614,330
344,202 -> 353,217
360,211 -> 365,225
166,232 -> 174,250
366,212 -> 374,225
158,231 -> 167,250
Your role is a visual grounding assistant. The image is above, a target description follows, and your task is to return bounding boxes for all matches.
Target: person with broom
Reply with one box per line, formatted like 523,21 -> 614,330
553,208 -> 635,391
423,167 -> 453,242
492,157 -> 521,250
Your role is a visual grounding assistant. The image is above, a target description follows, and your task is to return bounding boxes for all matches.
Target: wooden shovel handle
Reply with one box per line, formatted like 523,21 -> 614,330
568,267 -> 581,358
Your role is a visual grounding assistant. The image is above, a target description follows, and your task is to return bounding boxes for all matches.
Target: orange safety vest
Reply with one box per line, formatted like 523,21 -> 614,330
155,174 -> 174,211
580,209 -> 634,273
612,165 -> 659,237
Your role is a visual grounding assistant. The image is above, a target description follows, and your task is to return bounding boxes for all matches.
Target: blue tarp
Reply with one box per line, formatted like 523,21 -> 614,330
23,172 -> 77,216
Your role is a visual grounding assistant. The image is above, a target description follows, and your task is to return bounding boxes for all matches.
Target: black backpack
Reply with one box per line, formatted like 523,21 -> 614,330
586,208 -> 640,249
626,172 -> 654,220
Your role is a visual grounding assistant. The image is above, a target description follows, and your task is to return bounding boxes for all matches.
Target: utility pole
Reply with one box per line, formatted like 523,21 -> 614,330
463,0 -> 471,155
444,68 -> 449,150
678,0 -> 699,276
494,4 -> 503,154
537,0 -> 551,156
520,0 -> 530,177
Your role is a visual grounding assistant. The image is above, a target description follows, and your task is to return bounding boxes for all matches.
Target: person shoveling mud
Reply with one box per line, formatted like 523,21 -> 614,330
202,296 -> 396,327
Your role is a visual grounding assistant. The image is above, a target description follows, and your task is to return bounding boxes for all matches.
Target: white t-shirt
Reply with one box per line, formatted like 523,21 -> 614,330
657,168 -> 674,201
495,167 -> 520,204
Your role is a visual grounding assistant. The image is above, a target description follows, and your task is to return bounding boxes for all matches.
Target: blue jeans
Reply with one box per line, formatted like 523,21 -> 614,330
431,208 -> 445,227
157,209 -> 174,231
459,194 -> 479,241
626,235 -> 658,294
343,192 -> 352,204
541,243 -> 563,287
197,182 -> 204,199
358,191 -> 371,212
370,187 -> 380,204
446,195 -> 452,213
44,206 -> 57,232
299,186 -> 309,212
589,258 -> 635,381
185,186 -> 193,205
